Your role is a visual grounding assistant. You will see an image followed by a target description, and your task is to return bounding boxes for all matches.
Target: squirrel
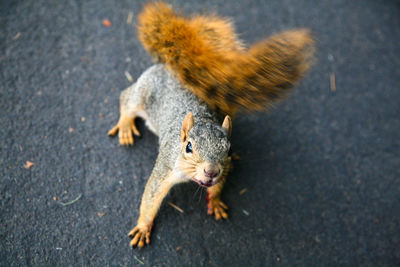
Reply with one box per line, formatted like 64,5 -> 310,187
108,2 -> 314,248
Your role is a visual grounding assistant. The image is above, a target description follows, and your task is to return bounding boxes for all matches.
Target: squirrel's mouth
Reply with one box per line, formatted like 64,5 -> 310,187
192,177 -> 219,188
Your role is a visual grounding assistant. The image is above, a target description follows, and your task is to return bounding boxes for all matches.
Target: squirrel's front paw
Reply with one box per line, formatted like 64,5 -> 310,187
207,197 -> 228,220
108,116 -> 140,146
128,223 -> 152,248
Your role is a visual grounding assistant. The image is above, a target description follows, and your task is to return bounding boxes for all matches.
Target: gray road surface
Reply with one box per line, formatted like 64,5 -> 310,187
1,0 -> 399,266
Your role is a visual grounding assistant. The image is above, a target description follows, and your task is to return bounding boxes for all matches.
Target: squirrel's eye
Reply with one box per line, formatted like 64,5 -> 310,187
186,142 -> 193,153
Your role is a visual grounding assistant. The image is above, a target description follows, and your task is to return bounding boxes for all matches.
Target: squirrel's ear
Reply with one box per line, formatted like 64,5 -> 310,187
181,112 -> 194,143
222,115 -> 232,138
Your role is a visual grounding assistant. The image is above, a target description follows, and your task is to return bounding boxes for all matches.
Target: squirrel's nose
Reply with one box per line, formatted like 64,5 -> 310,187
203,165 -> 220,179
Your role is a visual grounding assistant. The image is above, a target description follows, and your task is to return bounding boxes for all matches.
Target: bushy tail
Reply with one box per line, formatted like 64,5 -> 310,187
137,2 -> 315,116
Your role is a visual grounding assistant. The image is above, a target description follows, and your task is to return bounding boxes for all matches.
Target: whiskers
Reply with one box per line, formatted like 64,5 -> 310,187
178,157 -> 198,178
192,184 -> 206,203
178,158 -> 206,202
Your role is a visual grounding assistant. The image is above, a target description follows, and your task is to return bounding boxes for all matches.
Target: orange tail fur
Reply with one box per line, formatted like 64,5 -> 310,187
137,2 -> 315,116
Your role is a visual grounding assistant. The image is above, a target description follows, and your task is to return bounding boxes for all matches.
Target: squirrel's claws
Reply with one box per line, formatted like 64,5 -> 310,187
145,231 -> 150,244
207,198 -> 228,220
120,129 -> 134,146
131,124 -> 141,137
108,125 -> 119,136
128,226 -> 138,238
108,116 -> 141,146
128,224 -> 152,248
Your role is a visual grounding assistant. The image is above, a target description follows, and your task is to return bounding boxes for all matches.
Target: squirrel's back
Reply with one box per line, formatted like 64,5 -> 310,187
134,64 -> 218,139
137,2 -> 315,116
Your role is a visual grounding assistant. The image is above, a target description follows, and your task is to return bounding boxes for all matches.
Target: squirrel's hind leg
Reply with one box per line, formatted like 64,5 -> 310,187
108,83 -> 144,146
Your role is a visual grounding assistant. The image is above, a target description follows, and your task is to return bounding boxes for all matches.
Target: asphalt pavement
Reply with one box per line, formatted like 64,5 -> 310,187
1,0 -> 399,266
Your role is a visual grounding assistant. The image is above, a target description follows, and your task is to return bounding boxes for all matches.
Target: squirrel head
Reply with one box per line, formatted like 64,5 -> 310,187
177,112 -> 232,187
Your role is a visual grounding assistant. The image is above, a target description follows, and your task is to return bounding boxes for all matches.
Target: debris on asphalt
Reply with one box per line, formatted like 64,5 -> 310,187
69,127 -> 74,133
242,209 -> 250,216
127,12 -> 134,25
24,161 -> 34,169
239,188 -> 247,195
102,19 -> 111,27
13,32 -> 21,40
81,116 -> 86,122
167,201 -> 184,213
134,256 -> 144,265
59,194 -> 82,206
330,73 -> 336,91
97,212 -> 105,217
124,71 -> 133,82
231,153 -> 240,160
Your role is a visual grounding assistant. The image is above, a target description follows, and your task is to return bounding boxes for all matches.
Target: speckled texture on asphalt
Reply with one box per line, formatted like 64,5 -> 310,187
1,0 -> 399,266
